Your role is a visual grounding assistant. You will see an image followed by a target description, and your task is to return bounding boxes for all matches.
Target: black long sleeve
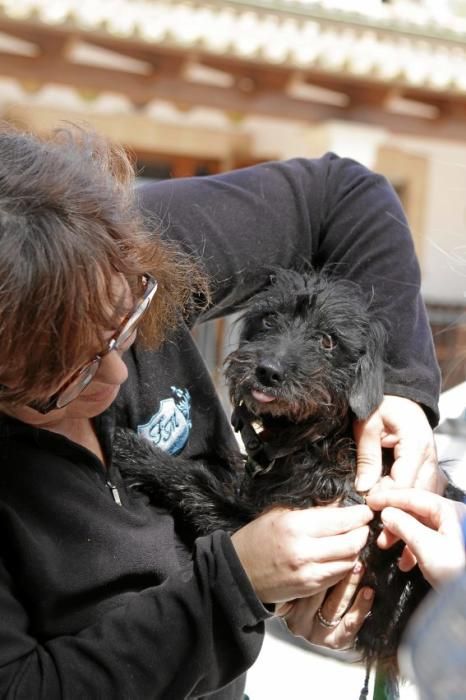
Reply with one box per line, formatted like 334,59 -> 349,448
0,427 -> 270,699
137,153 -> 440,423
0,534 -> 266,699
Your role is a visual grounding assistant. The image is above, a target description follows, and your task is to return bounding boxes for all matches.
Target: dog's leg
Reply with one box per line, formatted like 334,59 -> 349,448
112,428 -> 254,543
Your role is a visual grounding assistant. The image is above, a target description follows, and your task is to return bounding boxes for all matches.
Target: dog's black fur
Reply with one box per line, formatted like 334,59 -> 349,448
113,268 -> 460,675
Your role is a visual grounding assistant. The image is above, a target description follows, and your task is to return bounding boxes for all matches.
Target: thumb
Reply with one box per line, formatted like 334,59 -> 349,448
354,416 -> 383,493
380,507 -> 434,564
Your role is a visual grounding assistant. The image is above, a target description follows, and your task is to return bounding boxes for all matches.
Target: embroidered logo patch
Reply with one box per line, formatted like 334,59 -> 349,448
137,386 -> 192,455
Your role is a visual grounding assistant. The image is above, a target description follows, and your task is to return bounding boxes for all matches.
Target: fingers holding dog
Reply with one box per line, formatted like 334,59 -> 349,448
277,592 -> 325,638
354,395 -> 440,494
281,563 -> 373,650
295,503 -> 374,538
311,564 -> 373,650
318,562 -> 366,622
309,524 -> 370,562
367,489 -> 466,589
231,504 -> 372,604
311,585 -> 373,650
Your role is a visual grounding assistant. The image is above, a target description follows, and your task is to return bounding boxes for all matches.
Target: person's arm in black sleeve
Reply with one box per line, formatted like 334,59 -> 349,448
316,154 -> 440,426
0,533 -> 270,699
136,153 -> 440,423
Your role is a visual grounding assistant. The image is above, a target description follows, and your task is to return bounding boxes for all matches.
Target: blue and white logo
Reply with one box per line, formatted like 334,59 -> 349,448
137,386 -> 192,455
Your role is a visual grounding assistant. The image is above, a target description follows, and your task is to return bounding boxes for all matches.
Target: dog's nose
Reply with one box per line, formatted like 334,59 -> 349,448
255,360 -> 284,387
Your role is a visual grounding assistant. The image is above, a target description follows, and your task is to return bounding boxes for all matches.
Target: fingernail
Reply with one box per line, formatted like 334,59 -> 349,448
353,561 -> 363,574
363,588 -> 374,601
355,475 -> 374,492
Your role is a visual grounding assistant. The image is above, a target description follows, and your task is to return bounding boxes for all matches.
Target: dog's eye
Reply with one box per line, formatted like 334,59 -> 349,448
319,333 -> 336,351
261,316 -> 275,330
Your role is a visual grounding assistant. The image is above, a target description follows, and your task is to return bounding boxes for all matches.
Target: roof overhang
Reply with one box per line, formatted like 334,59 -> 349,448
0,0 -> 465,140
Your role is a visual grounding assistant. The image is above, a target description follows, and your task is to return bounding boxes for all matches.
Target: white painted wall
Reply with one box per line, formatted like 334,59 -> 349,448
388,135 -> 466,304
244,117 -> 388,169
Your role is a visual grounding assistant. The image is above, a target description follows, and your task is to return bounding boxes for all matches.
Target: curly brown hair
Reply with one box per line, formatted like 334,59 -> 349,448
0,123 -> 209,407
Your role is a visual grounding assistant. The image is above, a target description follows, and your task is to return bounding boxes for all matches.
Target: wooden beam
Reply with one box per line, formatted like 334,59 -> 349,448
345,104 -> 466,140
0,49 -> 343,116
200,56 -> 292,93
74,38 -> 188,75
0,50 -> 159,100
0,44 -> 465,140
299,69 -> 466,113
399,90 -> 466,120
1,14 -> 466,104
343,84 -> 397,109
0,25 -> 75,58
0,16 -> 188,70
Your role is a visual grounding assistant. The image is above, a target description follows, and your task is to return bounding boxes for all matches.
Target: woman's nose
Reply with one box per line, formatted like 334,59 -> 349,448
95,348 -> 128,385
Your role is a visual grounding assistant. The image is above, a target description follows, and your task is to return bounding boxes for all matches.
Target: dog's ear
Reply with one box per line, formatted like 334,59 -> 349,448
349,320 -> 386,420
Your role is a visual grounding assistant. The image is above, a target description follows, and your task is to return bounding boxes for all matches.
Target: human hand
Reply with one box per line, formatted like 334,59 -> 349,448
231,504 -> 372,604
366,488 -> 466,589
353,395 -> 442,493
278,562 -> 373,650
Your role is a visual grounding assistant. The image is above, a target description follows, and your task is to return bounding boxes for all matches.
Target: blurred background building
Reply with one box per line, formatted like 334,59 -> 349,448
0,0 -> 465,391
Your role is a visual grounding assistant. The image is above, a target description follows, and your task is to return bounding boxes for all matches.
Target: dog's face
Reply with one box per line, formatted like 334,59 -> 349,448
225,270 -> 386,426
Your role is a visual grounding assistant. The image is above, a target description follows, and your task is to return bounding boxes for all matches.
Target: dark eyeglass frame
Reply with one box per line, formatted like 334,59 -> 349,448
25,273 -> 158,414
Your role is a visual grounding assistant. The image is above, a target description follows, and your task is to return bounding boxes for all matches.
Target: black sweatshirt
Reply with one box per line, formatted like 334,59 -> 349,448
0,154 -> 440,699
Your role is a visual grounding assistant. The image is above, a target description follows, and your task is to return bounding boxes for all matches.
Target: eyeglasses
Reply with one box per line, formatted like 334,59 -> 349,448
27,273 -> 158,414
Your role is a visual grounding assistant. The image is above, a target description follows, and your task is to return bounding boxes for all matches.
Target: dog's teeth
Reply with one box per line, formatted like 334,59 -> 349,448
251,389 -> 276,403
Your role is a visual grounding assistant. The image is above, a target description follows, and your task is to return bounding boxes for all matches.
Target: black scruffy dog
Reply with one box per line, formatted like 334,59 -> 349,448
113,268 -> 459,685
